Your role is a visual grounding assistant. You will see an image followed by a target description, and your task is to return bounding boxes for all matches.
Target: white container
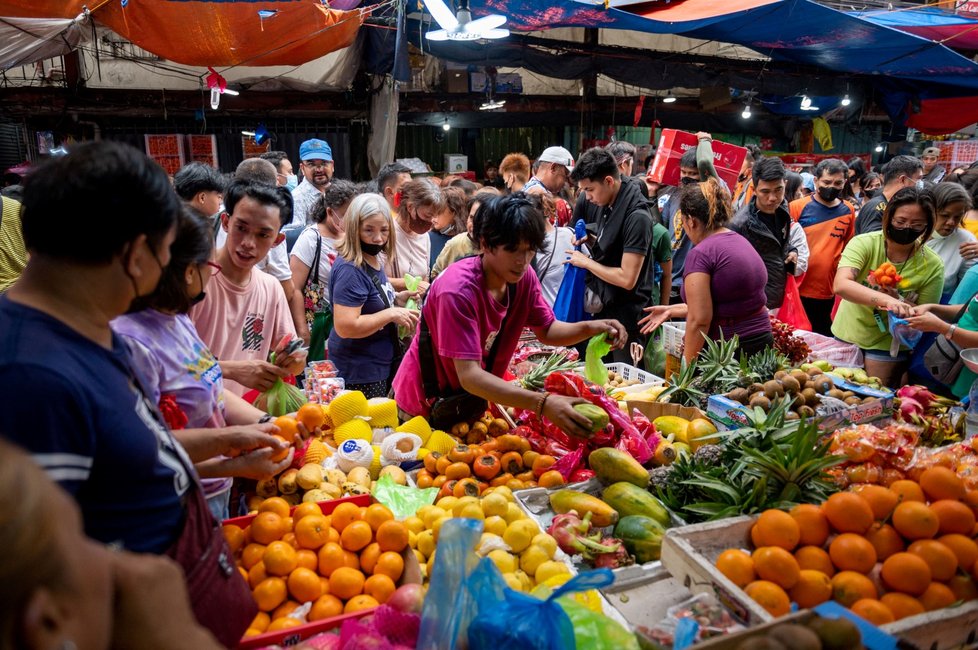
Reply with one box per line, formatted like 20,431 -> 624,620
444,154 -> 468,173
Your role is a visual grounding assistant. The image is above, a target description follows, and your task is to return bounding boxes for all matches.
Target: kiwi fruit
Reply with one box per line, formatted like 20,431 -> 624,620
768,624 -> 821,650
792,393 -> 807,410
801,387 -> 819,407
784,411 -> 800,421
780,375 -> 801,394
748,382 -> 765,395
842,390 -> 855,399
808,367 -> 823,376
798,405 -> 816,418
828,388 -> 846,400
734,638 -> 786,650
814,376 -> 834,394
727,387 -> 750,405
749,393 -> 771,410
804,380 -> 815,390
844,396 -> 863,406
807,615 -> 862,650
763,380 -> 785,399
774,370 -> 788,381
789,369 -> 810,385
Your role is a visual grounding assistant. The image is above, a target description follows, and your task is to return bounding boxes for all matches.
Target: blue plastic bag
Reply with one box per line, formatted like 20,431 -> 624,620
889,313 -> 923,349
417,518 -> 483,650
553,219 -> 590,323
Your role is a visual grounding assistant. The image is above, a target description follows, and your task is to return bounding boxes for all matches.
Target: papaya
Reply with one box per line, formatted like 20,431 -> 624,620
588,448 -> 649,488
601,482 -> 670,527
573,403 -> 610,432
653,416 -> 691,444
549,489 -> 619,527
614,515 -> 666,564
685,418 -> 718,451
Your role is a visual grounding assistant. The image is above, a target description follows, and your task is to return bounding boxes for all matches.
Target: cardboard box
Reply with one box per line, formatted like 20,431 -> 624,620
442,63 -> 469,93
468,71 -> 523,94
648,129 -> 748,191
444,154 -> 468,173
626,400 -> 707,423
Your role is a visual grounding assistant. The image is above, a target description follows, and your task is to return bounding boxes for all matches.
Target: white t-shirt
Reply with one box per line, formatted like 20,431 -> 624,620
534,226 -> 576,306
290,226 -> 339,304
291,181 -> 323,228
215,229 -> 291,282
385,218 -> 431,280
926,227 -> 978,296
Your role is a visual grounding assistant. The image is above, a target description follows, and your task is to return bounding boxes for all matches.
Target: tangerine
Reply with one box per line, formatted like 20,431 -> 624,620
269,435 -> 291,462
267,617 -> 303,632
364,574 -> 397,603
344,594 -> 380,613
920,467 -> 965,502
753,510 -> 801,551
880,592 -> 925,620
287,567 -> 323,603
293,502 -> 324,522
296,403 -> 326,431
823,492 -> 874,534
273,416 -> 300,444
908,540 -> 958,582
829,534 -> 877,574
362,503 -> 395,531
259,497 -> 292,519
850,599 -> 895,625
253,577 -> 288,612
744,580 -> 791,617
223,525 -> 246,555
263,541 -> 298,577
930,499 -> 977,535
890,480 -> 926,503
881,552 -> 932,596
893,501 -> 940,540
318,542 -> 347,577
831,571 -> 878,607
752,547 -> 800,589
296,549 -> 319,572
250,612 -> 271,633
789,569 -> 833,608
374,551 -> 405,582
309,594 -> 344,621
360,542 -> 382,574
252,512 -> 287,545
376,520 -> 410,553
343,550 -> 361,571
789,504 -> 829,547
716,549 -> 756,588
919,581 -> 957,610
294,514 -> 331,550
853,484 -> 899,520
947,574 -> 978,601
341,520 -> 373,552
940,533 -> 978,571
242,543 -> 267,570
865,523 -> 905,561
331,502 -> 362,533
248,561 -> 269,589
329,567 -> 366,600
795,546 -> 835,577
272,600 -> 300,621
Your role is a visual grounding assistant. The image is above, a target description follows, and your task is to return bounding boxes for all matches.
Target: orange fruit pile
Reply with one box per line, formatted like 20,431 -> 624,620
716,467 -> 978,624
224,499 -> 410,638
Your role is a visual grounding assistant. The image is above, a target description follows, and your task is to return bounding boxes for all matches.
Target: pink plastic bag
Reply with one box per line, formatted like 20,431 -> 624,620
552,446 -> 586,481
778,275 -> 811,331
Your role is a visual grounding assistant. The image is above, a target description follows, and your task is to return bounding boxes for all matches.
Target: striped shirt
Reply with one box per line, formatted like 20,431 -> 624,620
0,197 -> 26,293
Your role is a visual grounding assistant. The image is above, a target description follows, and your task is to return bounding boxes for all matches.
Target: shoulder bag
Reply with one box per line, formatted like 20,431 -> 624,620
367,268 -> 410,383
419,283 -> 515,430
923,297 -> 976,385
304,233 -> 332,361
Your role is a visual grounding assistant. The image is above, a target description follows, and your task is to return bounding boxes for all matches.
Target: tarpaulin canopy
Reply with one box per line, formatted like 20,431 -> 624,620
0,0 -> 366,67
854,7 -> 978,52
0,15 -> 90,70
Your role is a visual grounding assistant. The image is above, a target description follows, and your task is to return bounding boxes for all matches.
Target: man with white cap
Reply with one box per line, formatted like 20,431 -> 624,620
291,138 -> 334,227
922,146 -> 946,183
524,146 -> 575,196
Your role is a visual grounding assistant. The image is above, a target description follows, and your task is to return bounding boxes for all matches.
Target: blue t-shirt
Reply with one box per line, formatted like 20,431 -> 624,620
0,297 -> 192,552
429,230 -> 452,269
664,191 -> 692,290
328,256 -> 397,384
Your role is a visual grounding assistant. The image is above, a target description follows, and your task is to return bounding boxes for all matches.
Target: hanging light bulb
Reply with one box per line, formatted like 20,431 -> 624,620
210,87 -> 221,110
662,93 -> 677,104
741,103 -> 752,119
841,94 -> 851,107
875,144 -> 884,153
442,118 -> 451,132
800,95 -> 812,109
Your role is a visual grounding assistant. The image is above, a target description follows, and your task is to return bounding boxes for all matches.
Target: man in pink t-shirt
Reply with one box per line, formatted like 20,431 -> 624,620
393,194 -> 627,438
191,181 -> 306,396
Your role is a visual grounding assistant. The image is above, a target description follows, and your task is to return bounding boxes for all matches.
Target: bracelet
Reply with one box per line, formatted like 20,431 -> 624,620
537,393 -> 550,417
258,414 -> 274,424
946,324 -> 958,341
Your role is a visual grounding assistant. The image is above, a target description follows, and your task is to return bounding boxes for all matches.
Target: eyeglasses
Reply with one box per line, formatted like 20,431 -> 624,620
303,161 -> 332,170
205,261 -> 222,276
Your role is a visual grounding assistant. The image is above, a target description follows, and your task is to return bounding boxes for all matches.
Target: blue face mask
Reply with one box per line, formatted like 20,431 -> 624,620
284,174 -> 298,191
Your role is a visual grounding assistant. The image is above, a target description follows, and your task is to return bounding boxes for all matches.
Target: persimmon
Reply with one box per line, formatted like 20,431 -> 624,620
473,454 -> 501,480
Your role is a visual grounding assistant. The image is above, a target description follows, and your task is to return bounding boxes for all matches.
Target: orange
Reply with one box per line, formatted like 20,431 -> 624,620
853,484 -> 899,521
344,594 -> 380,613
242,543 -> 267,570
259,497 -> 292,519
893,501 -> 940,540
831,571 -> 878,607
364,574 -> 397,603
253,577 -> 288,612
374,551 -> 405,582
296,403 -> 326,431
880,592 -> 925,620
330,502 -> 362,533
947,574 -> 978,601
790,569 -> 833,608
919,581 -> 957,611
252,512 -> 287,545
267,616 -> 303,632
890,480 -> 926,503
250,611 -> 271,633
920,467 -> 965,502
309,594 -> 344,621
715,549 -> 755,588
829,534 -> 878,574
263,541 -> 298,577
360,542 -> 382,575
822,492 -> 874,535
362,504 -> 395,532
248,561 -> 269,589
377,521 -> 410,553
295,549 -> 319,572
273,416 -> 300,444
750,524 -> 762,549
881,552 -> 932,596
850,599 -> 895,625
272,600 -> 300,621
789,504 -> 829,547
328,567 -> 366,600
269,435 -> 291,463
295,514 -> 332,550
752,547 -> 800,590
223,525 -> 246,555
939,533 -> 978,571
744,580 -> 791,617
930,499 -> 977,535
320,576 -> 330,595
243,628 -> 263,638
341,520 -> 373,552
238,566 -> 250,583
908,540 -> 958,582
343,550 -> 361,571
293,502 -> 324,522
287,567 -> 323,603
538,470 -> 565,488
753,510 -> 801,551
281,532 -> 298,549
795,546 -> 835,577
318,542 -> 347,577
865,523 -> 905,561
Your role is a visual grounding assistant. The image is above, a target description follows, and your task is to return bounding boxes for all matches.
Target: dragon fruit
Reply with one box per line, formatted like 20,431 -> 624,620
547,511 -> 621,559
589,536 -> 634,570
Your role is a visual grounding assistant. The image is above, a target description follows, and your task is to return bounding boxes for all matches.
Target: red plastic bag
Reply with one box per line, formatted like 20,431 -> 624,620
778,275 -> 812,331
552,446 -> 586,481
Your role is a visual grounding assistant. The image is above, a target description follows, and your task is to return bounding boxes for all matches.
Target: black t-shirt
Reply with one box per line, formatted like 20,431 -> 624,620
856,194 -> 886,235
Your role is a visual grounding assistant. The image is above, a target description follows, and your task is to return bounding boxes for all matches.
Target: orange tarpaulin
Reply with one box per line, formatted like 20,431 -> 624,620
0,0 -> 365,67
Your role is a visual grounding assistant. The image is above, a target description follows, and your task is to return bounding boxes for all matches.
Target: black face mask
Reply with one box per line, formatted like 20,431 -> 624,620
863,188 -> 880,199
887,224 -> 925,246
361,241 -> 385,256
680,176 -> 698,186
817,186 -> 842,202
190,290 -> 207,305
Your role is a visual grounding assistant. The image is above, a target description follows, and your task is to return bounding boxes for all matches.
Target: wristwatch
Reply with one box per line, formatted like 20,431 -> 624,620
945,324 -> 958,341
258,414 -> 274,424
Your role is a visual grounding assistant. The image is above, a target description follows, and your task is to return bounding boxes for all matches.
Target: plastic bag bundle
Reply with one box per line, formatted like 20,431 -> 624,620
335,438 -> 374,473
254,378 -> 307,417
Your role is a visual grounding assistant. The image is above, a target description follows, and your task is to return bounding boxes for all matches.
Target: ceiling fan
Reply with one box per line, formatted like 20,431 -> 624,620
424,0 -> 510,41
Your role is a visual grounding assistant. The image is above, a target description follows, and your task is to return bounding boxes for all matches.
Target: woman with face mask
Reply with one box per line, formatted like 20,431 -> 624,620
831,188 -> 945,388
113,207 -> 294,520
924,182 -> 976,301
329,193 -> 420,397
428,186 -> 467,269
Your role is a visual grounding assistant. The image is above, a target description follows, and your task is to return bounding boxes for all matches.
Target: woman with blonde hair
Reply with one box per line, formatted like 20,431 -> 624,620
329,193 -> 420,396
639,177 -> 772,360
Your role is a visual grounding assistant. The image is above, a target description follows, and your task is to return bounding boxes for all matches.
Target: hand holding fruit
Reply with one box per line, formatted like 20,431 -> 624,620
219,423 -> 290,458
544,395 -> 594,439
218,446 -> 295,481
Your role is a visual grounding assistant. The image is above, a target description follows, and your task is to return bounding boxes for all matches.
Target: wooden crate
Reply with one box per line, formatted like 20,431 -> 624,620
660,516 -> 978,649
